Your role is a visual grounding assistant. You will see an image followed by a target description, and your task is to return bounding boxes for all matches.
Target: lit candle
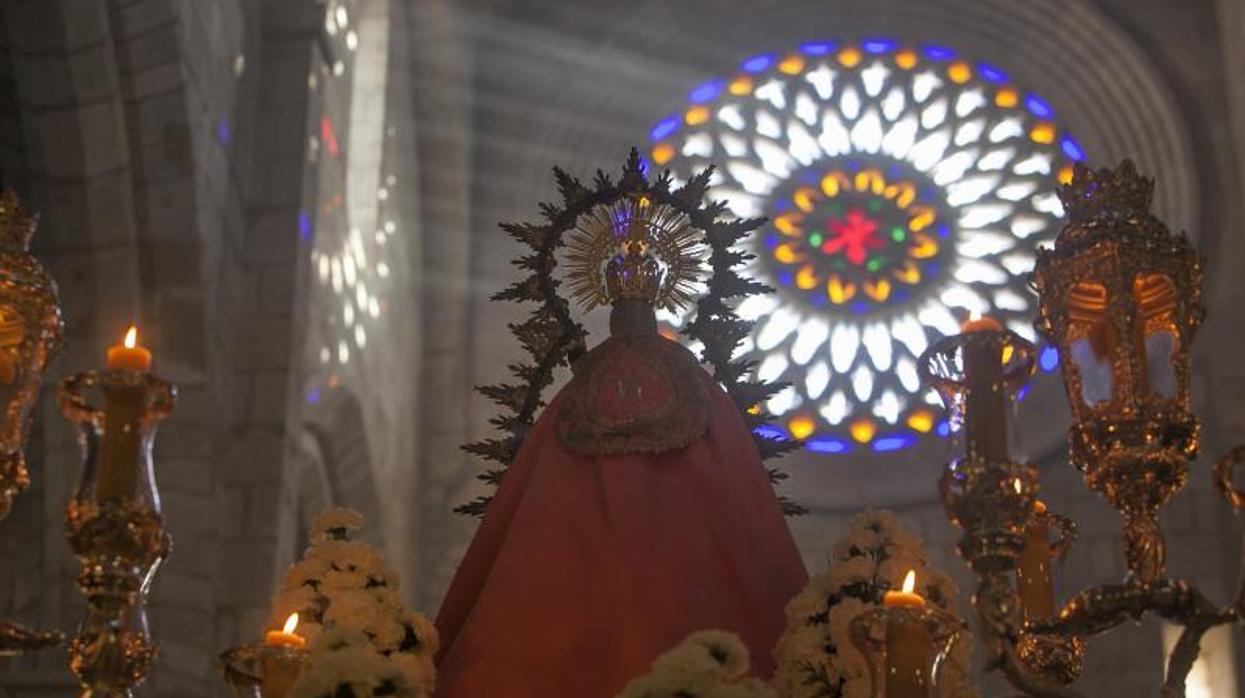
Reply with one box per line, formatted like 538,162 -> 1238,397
106,326 -> 152,373
961,313 -> 1008,464
1017,501 -> 1056,620
264,612 -> 307,649
94,327 -> 152,501
883,570 -> 933,698
261,613 -> 308,698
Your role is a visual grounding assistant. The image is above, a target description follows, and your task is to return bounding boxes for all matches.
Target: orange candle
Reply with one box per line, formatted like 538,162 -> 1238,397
1017,501 -> 1056,620
106,326 -> 152,373
261,613 -> 308,698
95,327 -> 152,501
961,313 -> 1008,464
264,613 -> 307,649
883,571 -> 932,698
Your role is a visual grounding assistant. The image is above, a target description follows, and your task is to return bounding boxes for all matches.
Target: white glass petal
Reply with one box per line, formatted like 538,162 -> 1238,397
933,150 -> 978,187
830,323 -> 861,373
912,71 -> 942,103
892,314 -> 929,357
960,228 -> 1014,256
881,86 -> 906,121
791,317 -> 829,365
805,65 -> 836,100
945,172 -> 998,206
959,203 -> 1013,228
921,97 -> 948,130
805,361 -> 831,399
1008,319 -> 1036,342
716,189 -> 762,218
909,128 -> 951,171
758,353 -> 789,382
757,307 -> 799,350
839,85 -> 861,121
954,118 -> 985,147
882,115 -> 919,159
988,117 -> 1024,143
756,109 -> 783,139
861,61 -> 890,96
955,89 -> 986,117
821,390 -> 850,425
977,146 -> 1016,171
863,323 -> 893,371
1010,214 -> 1047,238
819,110 -> 852,156
850,109 -> 884,153
954,258 -> 1010,285
330,257 -> 343,292
1012,152 -> 1053,175
755,79 -> 786,109
896,356 -> 921,392
874,390 -> 902,424
343,253 -> 357,286
756,137 -> 795,178
767,385 -> 798,416
717,104 -> 746,130
1001,251 -> 1037,275
940,283 -> 989,314
851,365 -> 875,401
925,389 -> 943,406
795,91 -> 819,126
737,294 -> 780,321
727,161 -> 778,195
787,120 -> 821,165
721,132 -> 748,157
996,180 -> 1038,201
318,254 -> 330,282
994,287 -> 1030,311
918,302 -> 961,336
1032,191 -> 1065,216
682,132 -> 713,157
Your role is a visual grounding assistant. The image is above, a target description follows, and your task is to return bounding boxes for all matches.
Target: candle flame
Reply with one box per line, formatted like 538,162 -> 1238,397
902,570 -> 916,594
282,612 -> 299,635
124,326 -> 138,349
1013,477 -> 1023,494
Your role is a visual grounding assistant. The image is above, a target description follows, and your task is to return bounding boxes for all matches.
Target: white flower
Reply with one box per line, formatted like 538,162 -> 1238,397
313,507 -> 365,541
825,555 -> 876,590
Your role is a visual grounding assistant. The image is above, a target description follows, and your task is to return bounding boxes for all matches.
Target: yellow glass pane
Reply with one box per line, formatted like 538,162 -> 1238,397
728,76 -> 753,95
895,50 -> 918,70
651,143 -> 675,165
1030,122 -> 1056,144
778,55 -> 805,75
948,61 -> 972,84
788,415 -> 816,440
850,418 -> 877,443
996,88 -> 1019,108
685,106 -> 710,125
907,410 -> 935,433
838,47 -> 862,68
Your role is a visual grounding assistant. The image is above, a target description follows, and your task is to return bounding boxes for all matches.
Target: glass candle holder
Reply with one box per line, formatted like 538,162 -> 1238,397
850,605 -> 965,698
221,644 -> 311,698
58,369 -> 176,697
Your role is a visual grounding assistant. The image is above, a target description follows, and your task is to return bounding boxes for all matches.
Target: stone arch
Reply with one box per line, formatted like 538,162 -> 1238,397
300,386 -> 386,550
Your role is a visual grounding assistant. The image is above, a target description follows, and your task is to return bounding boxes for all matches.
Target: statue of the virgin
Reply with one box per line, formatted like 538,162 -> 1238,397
435,154 -> 808,696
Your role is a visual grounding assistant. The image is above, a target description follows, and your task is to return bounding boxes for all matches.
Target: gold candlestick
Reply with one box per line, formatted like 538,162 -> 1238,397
851,592 -> 964,698
59,367 -> 176,697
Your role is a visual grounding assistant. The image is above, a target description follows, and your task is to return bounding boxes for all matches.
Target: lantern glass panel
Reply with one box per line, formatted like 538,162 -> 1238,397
1067,281 -> 1113,407
1134,273 -> 1179,399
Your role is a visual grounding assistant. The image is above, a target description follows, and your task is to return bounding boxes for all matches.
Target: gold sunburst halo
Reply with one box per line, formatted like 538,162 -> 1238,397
565,194 -> 704,313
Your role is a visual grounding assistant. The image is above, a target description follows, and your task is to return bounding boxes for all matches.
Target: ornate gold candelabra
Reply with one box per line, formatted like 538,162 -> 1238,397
0,188 -> 66,655
58,368 -> 176,697
919,161 -> 1245,697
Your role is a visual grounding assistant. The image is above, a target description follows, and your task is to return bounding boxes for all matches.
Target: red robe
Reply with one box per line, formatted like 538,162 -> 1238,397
435,329 -> 807,697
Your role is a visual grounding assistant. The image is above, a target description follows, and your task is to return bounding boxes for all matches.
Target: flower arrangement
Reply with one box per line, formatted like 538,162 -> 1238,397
617,630 -> 776,698
772,510 -> 977,698
270,508 -> 437,698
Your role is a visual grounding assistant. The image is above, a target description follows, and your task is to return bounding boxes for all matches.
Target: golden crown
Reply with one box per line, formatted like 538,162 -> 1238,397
566,195 -> 702,312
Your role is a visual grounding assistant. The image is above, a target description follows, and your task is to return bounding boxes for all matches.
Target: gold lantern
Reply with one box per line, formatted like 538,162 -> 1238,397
0,188 -> 64,521
1032,160 -> 1202,583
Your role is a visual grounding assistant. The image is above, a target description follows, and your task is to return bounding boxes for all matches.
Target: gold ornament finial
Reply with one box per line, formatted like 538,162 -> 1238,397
1056,160 -> 1154,226
566,194 -> 702,312
0,189 -> 37,253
